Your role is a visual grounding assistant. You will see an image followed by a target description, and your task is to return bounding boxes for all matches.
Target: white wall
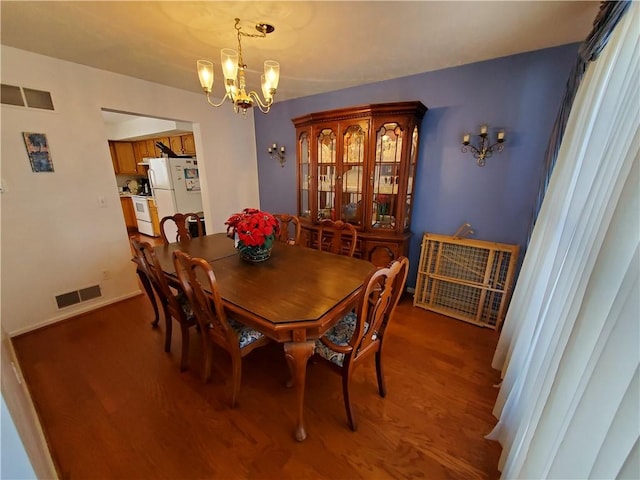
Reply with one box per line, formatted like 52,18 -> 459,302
1,46 -> 260,335
1,397 -> 38,479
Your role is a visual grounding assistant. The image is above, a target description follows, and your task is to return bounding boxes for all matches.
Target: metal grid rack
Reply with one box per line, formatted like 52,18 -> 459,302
413,233 -> 520,330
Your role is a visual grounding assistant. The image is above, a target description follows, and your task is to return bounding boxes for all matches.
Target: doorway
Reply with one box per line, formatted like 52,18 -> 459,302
101,109 -> 199,243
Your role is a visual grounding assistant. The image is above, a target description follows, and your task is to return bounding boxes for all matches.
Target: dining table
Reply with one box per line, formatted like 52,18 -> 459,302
147,232 -> 377,441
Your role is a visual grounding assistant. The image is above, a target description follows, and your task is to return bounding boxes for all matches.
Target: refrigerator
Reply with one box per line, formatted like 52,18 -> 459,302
148,157 -> 203,240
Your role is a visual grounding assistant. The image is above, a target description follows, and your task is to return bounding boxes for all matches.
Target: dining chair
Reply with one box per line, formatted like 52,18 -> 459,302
317,219 -> 358,257
130,237 -> 197,371
313,256 -> 409,431
160,213 -> 203,244
274,213 -> 301,245
173,250 -> 270,407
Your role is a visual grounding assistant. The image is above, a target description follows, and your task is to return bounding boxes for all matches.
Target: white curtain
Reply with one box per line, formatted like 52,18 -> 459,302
487,3 -> 639,479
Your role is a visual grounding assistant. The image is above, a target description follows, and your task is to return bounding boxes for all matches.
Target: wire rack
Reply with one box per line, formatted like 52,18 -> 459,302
413,233 -> 519,330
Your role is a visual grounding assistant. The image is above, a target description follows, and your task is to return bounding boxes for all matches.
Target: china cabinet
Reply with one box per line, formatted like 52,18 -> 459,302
292,101 -> 427,266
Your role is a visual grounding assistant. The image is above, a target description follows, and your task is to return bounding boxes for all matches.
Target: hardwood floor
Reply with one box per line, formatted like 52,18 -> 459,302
12,294 -> 502,479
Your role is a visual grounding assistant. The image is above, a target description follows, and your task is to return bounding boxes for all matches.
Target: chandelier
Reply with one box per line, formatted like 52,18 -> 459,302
197,18 -> 280,115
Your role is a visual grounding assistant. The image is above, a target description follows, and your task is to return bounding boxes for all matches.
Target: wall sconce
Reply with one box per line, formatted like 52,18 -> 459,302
268,143 -> 286,167
461,125 -> 505,167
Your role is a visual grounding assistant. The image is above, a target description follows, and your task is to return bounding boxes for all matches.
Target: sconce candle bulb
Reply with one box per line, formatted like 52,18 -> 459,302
268,142 -> 286,167
461,125 -> 506,167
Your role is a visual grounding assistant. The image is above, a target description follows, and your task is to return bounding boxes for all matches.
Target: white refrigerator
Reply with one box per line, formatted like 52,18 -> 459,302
148,157 -> 203,240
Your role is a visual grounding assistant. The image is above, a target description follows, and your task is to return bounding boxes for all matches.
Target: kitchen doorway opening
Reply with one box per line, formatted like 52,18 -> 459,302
101,109 -> 202,243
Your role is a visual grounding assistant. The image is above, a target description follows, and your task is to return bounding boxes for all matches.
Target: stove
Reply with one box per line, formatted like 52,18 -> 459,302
131,195 -> 155,236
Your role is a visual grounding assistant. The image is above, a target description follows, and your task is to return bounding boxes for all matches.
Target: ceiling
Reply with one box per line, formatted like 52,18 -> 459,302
1,1 -> 599,104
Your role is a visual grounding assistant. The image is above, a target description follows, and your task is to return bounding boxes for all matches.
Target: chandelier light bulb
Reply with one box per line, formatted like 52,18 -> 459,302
221,49 -> 239,80
264,60 -> 280,90
197,60 -> 214,93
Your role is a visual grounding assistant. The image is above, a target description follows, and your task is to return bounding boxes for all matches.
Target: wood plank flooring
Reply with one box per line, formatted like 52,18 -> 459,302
12,293 -> 502,479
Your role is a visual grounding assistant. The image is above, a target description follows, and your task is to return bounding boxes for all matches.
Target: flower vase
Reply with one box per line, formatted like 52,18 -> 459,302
239,245 -> 272,263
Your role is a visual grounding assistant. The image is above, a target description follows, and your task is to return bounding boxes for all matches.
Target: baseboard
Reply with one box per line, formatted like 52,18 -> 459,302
8,290 -> 142,338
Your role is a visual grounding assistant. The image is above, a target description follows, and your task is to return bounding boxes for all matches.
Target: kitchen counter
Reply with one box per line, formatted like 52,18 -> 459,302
119,193 -> 153,198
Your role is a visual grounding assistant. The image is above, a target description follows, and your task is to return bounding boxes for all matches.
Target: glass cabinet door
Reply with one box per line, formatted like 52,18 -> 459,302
404,125 -> 419,229
340,123 -> 366,226
316,127 -> 336,221
298,132 -> 310,219
371,122 -> 404,230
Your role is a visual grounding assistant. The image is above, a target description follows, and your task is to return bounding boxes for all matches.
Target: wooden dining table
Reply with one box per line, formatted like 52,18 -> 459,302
149,232 -> 376,441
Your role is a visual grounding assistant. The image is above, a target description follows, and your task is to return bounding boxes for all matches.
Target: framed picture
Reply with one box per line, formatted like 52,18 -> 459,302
23,132 -> 54,172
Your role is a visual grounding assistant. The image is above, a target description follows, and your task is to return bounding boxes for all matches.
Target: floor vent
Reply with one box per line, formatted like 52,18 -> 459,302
55,285 -> 102,309
79,285 -> 101,301
1,83 -> 54,110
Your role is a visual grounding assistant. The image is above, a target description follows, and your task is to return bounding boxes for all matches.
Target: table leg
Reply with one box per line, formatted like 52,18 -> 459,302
136,268 -> 159,327
283,340 -> 315,442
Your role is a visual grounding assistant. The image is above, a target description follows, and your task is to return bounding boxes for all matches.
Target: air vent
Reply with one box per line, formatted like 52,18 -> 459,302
1,84 -> 54,110
79,285 -> 101,301
23,88 -> 54,110
55,291 -> 81,309
1,84 -> 25,106
55,284 -> 102,309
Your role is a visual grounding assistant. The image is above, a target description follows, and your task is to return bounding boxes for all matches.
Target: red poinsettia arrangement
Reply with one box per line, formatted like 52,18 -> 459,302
225,208 -> 280,253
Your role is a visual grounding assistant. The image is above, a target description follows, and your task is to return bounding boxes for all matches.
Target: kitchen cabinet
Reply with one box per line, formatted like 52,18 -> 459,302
133,138 -> 169,160
133,140 -> 151,162
148,197 -> 160,236
120,196 -> 137,232
153,136 -> 171,157
169,133 -> 196,155
109,142 -> 119,173
181,134 -> 196,155
131,141 -> 150,175
109,141 -> 138,175
292,101 -> 427,266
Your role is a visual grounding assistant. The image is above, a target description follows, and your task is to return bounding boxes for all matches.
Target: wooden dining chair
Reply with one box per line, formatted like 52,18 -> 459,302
317,219 -> 358,257
130,237 -> 197,371
160,213 -> 203,244
274,213 -> 301,245
313,256 -> 409,431
173,250 -> 270,407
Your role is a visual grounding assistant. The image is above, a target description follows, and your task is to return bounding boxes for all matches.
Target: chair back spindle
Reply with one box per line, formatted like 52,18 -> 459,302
160,213 -> 204,244
173,251 -> 239,353
274,213 -> 301,245
317,220 -> 357,257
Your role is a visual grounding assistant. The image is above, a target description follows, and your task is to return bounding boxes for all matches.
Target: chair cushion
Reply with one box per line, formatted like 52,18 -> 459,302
176,292 -> 194,319
229,318 -> 265,349
314,312 -> 368,367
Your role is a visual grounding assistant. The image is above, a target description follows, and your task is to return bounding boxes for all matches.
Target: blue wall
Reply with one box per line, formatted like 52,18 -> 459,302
255,44 -> 578,287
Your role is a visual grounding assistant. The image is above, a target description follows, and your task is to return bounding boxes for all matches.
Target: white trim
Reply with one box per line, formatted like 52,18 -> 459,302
7,290 -> 143,337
